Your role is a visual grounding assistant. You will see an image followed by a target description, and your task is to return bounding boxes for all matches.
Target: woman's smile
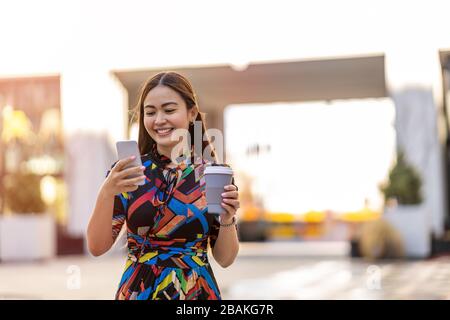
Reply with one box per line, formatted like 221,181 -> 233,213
155,127 -> 175,137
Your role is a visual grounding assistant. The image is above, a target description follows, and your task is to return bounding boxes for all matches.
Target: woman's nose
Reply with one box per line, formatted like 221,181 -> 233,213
154,112 -> 166,124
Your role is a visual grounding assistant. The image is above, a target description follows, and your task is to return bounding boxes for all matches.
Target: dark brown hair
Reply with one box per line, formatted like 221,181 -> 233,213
132,71 -> 217,163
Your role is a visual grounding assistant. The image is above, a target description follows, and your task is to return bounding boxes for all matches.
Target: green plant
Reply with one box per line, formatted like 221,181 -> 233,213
379,150 -> 423,205
4,172 -> 47,214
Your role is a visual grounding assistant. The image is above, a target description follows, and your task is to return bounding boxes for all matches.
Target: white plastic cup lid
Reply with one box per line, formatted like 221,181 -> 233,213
204,165 -> 233,175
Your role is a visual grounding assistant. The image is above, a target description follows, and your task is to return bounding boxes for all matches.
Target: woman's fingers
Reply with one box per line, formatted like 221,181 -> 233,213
123,185 -> 139,192
114,156 -> 138,172
117,165 -> 145,179
221,191 -> 239,199
222,184 -> 239,198
105,157 -> 144,195
221,201 -> 234,215
118,175 -> 146,186
222,198 -> 240,209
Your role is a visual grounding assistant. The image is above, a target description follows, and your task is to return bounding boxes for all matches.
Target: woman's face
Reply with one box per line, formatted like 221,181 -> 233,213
143,85 -> 197,149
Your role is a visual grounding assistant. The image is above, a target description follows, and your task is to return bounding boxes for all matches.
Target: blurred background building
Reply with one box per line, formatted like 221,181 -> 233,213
1,0 -> 450,262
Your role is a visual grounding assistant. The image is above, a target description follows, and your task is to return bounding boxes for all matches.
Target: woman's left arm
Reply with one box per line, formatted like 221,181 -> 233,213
211,184 -> 240,268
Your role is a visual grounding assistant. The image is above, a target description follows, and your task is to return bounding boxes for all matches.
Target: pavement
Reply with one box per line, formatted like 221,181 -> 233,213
0,241 -> 449,300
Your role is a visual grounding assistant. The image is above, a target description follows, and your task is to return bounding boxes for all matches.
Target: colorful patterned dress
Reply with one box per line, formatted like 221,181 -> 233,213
106,146 -> 228,300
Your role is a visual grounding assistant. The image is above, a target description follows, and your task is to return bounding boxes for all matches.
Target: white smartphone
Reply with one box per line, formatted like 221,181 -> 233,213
116,140 -> 145,186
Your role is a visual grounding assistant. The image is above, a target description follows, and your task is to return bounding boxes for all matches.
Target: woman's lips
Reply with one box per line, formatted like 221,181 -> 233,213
155,128 -> 174,136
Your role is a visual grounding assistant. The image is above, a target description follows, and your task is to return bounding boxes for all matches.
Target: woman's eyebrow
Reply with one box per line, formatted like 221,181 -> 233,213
144,102 -> 178,109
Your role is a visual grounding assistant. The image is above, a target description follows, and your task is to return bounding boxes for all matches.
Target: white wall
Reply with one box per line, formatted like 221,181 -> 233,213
61,68 -> 128,238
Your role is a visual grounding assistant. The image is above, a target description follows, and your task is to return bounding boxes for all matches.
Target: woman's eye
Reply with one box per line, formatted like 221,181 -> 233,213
145,109 -> 174,116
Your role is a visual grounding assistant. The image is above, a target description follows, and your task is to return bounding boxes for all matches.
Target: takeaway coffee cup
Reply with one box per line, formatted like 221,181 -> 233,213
204,164 -> 233,215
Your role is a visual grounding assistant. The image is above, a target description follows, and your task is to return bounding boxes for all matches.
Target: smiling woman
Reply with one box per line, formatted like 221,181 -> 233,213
143,89 -> 189,152
86,71 -> 240,300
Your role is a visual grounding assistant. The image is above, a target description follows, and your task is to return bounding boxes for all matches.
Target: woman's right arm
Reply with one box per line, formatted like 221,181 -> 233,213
86,156 -> 146,257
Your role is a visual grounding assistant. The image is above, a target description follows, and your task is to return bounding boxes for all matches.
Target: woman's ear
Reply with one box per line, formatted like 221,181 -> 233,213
190,107 -> 199,122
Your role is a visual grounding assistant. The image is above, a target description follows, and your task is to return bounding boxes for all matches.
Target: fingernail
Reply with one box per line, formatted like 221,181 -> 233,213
221,193 -> 226,196
130,155 -> 136,160
141,166 -> 145,170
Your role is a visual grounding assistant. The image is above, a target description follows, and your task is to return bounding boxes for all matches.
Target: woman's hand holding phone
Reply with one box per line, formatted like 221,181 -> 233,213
102,156 -> 146,197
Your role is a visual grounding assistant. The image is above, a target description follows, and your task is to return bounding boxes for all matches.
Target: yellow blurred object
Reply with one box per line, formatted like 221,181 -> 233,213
267,212 -> 296,223
339,208 -> 381,222
268,225 -> 296,239
40,175 -> 57,205
303,224 -> 325,237
240,205 -> 262,222
38,108 -> 62,141
1,106 -> 33,143
300,210 -> 326,223
263,210 -> 327,224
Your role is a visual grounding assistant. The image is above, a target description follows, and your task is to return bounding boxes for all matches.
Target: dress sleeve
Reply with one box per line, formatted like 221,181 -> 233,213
106,162 -> 128,243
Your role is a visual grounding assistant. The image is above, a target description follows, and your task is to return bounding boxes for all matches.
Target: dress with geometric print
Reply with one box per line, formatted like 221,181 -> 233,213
106,145 -> 233,300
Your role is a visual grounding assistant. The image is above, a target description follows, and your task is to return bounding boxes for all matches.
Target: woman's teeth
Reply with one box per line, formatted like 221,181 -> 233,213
156,128 -> 174,135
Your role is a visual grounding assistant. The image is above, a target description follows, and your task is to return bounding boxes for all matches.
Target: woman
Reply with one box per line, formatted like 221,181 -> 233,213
86,71 -> 240,300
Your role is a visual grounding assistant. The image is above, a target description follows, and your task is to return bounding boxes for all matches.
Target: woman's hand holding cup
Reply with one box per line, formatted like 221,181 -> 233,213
220,184 -> 240,223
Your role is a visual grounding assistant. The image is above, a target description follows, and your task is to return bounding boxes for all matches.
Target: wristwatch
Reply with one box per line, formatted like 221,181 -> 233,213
219,216 -> 237,227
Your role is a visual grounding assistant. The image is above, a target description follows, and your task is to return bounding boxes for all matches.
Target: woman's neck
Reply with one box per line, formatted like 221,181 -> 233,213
157,144 -> 190,165
157,145 -> 174,160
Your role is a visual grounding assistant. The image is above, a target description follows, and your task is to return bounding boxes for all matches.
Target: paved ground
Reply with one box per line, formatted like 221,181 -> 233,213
0,241 -> 449,300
